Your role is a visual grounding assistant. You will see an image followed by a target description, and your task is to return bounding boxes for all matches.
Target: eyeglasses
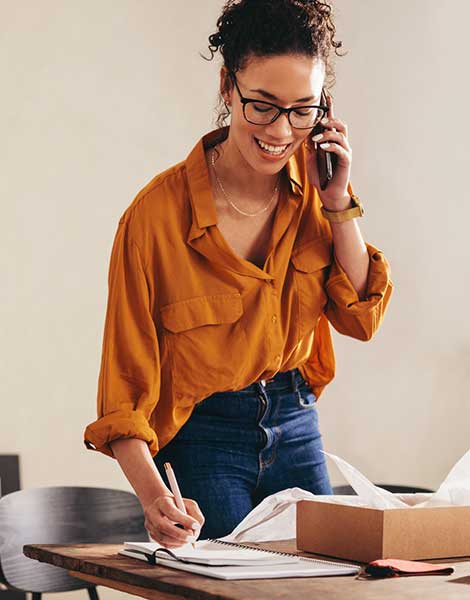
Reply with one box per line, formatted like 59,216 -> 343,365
229,73 -> 328,130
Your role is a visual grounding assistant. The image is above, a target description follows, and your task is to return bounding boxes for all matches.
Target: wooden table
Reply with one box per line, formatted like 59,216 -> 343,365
23,541 -> 470,599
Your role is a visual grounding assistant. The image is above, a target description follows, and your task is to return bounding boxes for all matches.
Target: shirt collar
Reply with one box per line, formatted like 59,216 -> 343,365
185,126 -> 304,238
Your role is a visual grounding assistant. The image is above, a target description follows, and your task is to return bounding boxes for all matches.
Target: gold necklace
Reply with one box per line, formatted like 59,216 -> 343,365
211,148 -> 280,217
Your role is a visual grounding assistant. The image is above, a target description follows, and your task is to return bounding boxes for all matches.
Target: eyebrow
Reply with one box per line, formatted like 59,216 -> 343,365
249,88 -> 316,103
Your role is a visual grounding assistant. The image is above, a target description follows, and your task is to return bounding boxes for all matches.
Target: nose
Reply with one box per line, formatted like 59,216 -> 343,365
263,112 -> 293,141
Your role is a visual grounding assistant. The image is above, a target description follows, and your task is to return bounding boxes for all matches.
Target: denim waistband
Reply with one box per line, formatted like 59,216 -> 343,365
236,367 -> 306,395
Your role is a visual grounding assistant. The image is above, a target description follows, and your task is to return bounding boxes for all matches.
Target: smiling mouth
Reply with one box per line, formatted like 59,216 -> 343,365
255,137 -> 291,155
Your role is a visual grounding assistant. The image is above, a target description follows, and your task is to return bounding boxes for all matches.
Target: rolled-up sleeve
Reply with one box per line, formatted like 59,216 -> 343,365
324,243 -> 393,341
84,218 -> 160,458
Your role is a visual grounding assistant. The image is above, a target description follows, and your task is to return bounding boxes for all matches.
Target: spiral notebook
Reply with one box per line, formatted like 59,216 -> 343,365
120,539 -> 360,580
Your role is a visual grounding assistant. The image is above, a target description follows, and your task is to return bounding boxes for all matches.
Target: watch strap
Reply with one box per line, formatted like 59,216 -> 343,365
321,193 -> 365,223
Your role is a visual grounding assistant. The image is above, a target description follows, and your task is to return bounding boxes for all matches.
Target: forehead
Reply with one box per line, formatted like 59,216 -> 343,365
237,53 -> 325,102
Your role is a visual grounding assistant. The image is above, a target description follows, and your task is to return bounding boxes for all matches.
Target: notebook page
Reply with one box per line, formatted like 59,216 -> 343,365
124,540 -> 299,565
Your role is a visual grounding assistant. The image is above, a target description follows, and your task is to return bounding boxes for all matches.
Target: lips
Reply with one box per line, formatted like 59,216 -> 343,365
254,137 -> 292,159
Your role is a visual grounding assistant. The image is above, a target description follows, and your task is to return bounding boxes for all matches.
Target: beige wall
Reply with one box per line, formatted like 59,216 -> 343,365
322,0 -> 470,486
1,1 -> 469,597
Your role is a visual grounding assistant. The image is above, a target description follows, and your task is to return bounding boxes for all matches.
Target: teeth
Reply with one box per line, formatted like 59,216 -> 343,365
256,138 -> 288,154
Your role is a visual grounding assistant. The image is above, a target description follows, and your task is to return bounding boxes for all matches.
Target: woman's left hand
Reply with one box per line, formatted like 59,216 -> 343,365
305,94 -> 353,211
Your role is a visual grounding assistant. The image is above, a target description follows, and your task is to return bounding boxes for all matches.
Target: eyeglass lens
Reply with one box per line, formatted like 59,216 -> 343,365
244,102 -> 324,128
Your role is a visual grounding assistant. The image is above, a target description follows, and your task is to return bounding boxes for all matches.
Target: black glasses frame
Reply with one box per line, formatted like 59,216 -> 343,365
229,72 -> 329,130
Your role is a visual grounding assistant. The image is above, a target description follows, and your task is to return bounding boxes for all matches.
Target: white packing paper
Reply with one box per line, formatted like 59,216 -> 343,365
418,448 -> 470,507
321,451 -> 407,509
219,487 -> 316,543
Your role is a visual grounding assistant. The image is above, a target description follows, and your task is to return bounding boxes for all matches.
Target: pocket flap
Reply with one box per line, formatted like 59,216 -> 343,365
161,293 -> 243,333
291,237 -> 333,273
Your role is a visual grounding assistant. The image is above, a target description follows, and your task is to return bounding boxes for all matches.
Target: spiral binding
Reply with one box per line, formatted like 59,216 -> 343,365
209,539 -> 359,570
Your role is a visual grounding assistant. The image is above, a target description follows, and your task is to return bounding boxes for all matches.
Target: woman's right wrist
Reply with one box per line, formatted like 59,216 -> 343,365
140,484 -> 173,510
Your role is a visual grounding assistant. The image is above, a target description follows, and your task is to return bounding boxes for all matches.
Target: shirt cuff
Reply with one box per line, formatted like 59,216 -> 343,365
326,242 -> 392,313
84,409 -> 159,458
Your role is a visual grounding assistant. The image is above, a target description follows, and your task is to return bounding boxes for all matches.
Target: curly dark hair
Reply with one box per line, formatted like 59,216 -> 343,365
201,0 -> 346,128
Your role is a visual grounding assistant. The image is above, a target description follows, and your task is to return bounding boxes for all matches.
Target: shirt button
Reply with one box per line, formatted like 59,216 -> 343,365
272,315 -> 277,324
275,354 -> 281,362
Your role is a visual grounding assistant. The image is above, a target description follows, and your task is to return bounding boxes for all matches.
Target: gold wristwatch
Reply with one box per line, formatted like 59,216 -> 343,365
320,193 -> 365,223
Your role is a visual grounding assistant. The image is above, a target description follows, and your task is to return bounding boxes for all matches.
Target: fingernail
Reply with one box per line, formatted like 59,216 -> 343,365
319,143 -> 330,149
191,523 -> 199,531
321,117 -> 329,125
311,133 -> 323,142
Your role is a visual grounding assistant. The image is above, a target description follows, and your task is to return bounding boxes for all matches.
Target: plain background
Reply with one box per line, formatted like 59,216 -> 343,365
2,1 -> 469,597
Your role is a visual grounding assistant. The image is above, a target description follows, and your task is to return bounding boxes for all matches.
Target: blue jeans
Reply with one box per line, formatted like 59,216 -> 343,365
153,368 -> 332,539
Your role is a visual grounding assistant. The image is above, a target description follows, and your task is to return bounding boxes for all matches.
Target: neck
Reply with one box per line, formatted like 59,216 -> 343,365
212,135 -> 282,200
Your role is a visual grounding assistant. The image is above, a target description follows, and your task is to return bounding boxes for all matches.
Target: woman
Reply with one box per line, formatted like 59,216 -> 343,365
84,0 -> 393,547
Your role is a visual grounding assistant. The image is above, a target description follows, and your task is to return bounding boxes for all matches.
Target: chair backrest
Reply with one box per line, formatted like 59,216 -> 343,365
0,454 -> 26,597
375,484 -> 434,494
0,486 -> 148,593
0,455 -> 21,498
332,484 -> 434,495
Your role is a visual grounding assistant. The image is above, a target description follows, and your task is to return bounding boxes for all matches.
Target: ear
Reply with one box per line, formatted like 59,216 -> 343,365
219,66 -> 233,106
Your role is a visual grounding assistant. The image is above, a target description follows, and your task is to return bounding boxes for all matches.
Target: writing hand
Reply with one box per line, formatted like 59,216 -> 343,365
143,493 -> 205,549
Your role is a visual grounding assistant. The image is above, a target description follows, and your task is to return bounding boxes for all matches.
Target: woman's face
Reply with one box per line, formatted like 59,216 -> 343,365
222,53 -> 325,175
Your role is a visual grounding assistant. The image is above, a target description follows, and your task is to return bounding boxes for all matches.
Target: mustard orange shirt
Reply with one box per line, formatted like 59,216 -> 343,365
84,126 -> 393,458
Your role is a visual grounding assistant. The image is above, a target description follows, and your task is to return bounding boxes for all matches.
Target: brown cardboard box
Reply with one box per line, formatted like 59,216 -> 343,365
296,495 -> 470,563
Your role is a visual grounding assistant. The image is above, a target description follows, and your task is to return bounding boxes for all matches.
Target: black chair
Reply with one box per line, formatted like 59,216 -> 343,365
332,484 -> 434,495
0,455 -> 21,499
0,487 -> 149,599
0,454 -> 25,600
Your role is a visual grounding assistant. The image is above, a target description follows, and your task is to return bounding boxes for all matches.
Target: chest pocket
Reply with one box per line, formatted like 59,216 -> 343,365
160,293 -> 247,405
291,237 -> 333,339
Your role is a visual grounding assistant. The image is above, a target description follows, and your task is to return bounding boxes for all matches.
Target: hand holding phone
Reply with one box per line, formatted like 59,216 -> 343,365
311,89 -> 338,190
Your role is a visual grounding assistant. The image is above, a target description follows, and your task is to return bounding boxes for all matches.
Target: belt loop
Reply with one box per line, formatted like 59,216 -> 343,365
291,368 -> 302,402
290,369 -> 298,392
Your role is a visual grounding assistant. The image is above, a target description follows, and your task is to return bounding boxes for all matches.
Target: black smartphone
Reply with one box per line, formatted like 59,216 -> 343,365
311,88 -> 337,190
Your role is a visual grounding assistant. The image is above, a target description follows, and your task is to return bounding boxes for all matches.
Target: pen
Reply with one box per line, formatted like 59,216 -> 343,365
164,462 -> 197,549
